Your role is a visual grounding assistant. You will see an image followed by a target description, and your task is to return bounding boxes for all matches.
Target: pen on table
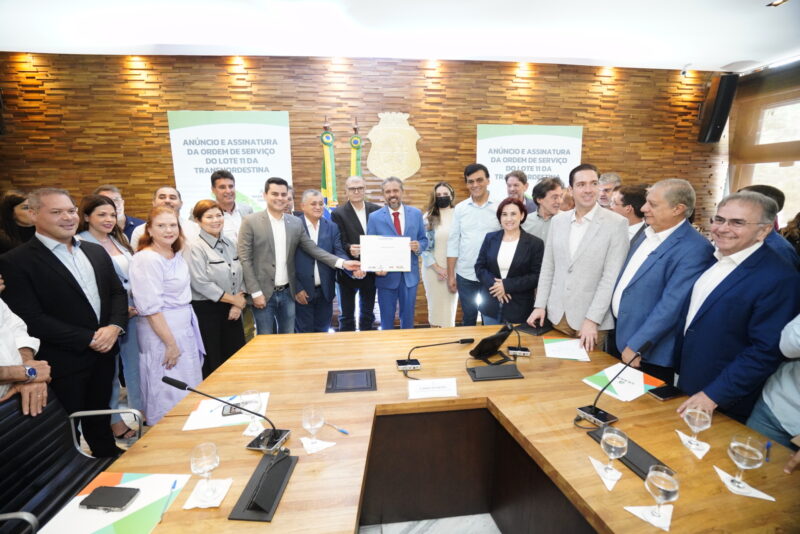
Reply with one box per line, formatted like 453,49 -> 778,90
326,422 -> 349,435
159,480 -> 178,523
765,440 -> 772,462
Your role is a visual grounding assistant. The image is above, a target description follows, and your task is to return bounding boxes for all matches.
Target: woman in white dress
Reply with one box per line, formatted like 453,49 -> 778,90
421,182 -> 458,327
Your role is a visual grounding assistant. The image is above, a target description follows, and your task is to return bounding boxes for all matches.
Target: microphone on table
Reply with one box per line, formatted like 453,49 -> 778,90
575,341 -> 653,427
161,376 -> 290,452
397,338 -> 474,372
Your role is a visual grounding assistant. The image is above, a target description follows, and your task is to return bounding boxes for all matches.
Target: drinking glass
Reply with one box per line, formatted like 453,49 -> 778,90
302,405 -> 325,443
644,465 -> 679,518
600,426 -> 628,477
190,442 -> 220,499
727,434 -> 765,488
682,408 -> 712,450
240,390 -> 263,435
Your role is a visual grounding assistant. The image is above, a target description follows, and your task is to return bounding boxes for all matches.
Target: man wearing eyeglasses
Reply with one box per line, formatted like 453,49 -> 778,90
330,176 -> 381,331
0,188 -> 129,456
677,191 -> 800,423
611,179 -> 714,382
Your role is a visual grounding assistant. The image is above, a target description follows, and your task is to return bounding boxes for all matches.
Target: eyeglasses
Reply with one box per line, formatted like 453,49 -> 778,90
710,216 -> 768,229
347,187 -> 365,192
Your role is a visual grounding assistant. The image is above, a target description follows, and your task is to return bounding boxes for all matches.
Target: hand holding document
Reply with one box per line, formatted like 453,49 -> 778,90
360,235 -> 411,272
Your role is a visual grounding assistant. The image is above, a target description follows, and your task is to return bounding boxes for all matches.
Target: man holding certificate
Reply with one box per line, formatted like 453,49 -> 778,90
365,177 -> 428,330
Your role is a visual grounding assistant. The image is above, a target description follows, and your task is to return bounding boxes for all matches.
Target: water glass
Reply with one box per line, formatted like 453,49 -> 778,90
190,442 -> 220,499
240,390 -> 263,435
644,465 -> 679,517
727,434 -> 765,488
682,408 -> 712,450
302,405 -> 325,443
600,426 -> 628,477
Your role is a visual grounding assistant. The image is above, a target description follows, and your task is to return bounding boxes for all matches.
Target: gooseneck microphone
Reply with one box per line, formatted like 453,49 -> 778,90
397,338 -> 475,375
162,376 -> 289,451
575,341 -> 653,427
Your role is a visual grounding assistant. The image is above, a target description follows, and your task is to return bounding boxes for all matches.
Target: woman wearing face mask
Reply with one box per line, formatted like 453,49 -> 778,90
475,197 -> 544,325
77,194 -> 142,441
185,200 -> 246,378
421,182 -> 458,327
0,190 -> 36,254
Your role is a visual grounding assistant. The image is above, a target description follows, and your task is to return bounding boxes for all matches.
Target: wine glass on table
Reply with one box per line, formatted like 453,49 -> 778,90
644,465 -> 679,518
190,442 -> 220,500
302,405 -> 325,444
727,434 -> 765,488
600,426 -> 628,478
240,390 -> 264,435
682,408 -> 712,450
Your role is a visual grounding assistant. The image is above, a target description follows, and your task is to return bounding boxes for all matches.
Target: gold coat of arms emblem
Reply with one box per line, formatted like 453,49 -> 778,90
366,112 -> 421,180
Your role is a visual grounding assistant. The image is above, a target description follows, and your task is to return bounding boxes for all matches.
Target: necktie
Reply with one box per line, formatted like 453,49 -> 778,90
392,211 -> 402,235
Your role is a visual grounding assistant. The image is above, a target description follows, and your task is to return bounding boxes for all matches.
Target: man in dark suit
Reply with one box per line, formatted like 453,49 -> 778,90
677,192 -> 800,423
0,188 -> 128,456
238,178 -> 360,334
330,176 -> 381,331
609,184 -> 647,245
611,179 -> 715,382
294,189 -> 349,333
366,177 -> 428,330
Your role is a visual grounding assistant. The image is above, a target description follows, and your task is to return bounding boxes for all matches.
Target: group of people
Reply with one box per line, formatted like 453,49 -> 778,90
0,163 -> 798,474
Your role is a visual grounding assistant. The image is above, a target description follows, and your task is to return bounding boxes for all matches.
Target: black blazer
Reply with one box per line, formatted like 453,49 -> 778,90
0,237 -> 128,378
474,229 -> 544,323
330,200 -> 381,288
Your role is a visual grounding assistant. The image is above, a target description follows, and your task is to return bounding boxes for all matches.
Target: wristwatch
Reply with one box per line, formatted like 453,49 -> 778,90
23,365 -> 37,382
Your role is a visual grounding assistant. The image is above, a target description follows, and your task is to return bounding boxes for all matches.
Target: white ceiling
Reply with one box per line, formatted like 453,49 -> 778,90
1,0 -> 799,73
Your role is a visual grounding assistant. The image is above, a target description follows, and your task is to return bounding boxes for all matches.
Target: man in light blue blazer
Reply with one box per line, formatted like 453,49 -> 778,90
611,179 -> 715,382
294,190 -> 348,333
366,177 -> 428,330
677,192 -> 800,422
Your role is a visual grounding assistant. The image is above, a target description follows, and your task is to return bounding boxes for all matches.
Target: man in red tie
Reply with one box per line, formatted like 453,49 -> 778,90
366,178 -> 428,329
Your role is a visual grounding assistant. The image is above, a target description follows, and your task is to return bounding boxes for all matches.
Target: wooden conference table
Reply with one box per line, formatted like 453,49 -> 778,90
111,326 -> 799,533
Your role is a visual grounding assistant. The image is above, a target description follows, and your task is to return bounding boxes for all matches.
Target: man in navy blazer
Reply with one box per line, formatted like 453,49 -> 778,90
611,179 -> 715,382
366,177 -> 428,330
677,192 -> 800,423
294,190 -> 349,333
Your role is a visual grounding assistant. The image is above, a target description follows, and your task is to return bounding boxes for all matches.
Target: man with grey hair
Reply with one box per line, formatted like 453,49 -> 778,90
366,177 -> 427,329
611,179 -> 715,382
598,172 -> 622,208
294,189 -> 348,333
330,176 -> 381,331
677,191 -> 800,422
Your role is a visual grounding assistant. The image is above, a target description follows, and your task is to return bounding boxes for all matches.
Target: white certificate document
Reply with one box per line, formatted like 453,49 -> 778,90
360,235 -> 411,272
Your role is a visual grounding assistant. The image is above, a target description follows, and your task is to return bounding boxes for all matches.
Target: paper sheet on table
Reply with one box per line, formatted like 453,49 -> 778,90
408,378 -> 458,399
40,472 -> 190,534
582,363 -> 665,401
360,235 -> 411,272
543,336 -> 590,361
182,392 -> 269,431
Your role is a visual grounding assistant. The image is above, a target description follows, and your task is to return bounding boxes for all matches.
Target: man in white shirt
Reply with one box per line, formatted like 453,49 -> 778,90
0,274 -> 50,416
447,163 -> 501,326
238,178 -> 360,334
609,184 -> 647,244
611,179 -> 714,382
210,170 -> 253,243
129,186 -> 200,250
677,192 -> 800,422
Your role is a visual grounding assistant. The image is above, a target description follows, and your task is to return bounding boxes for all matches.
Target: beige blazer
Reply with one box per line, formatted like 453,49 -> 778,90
238,211 -> 342,302
534,207 -> 629,331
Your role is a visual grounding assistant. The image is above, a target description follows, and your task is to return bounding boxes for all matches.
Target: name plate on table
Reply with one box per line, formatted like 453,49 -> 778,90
360,235 -> 410,272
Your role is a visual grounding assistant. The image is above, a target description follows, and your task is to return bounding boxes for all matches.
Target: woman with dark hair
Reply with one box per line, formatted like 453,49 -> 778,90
129,207 -> 204,425
781,211 -> 800,257
0,190 -> 35,254
186,199 -> 246,377
77,194 -> 141,439
421,182 -> 458,327
475,197 -> 544,324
